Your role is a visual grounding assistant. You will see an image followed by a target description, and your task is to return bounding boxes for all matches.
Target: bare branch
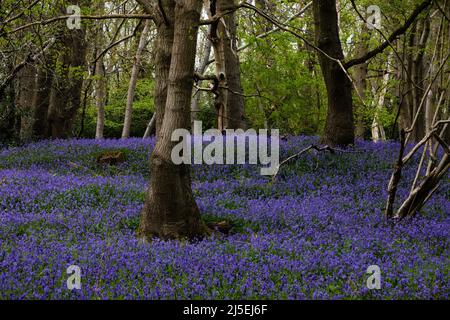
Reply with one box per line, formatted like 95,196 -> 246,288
344,0 -> 433,69
3,13 -> 154,35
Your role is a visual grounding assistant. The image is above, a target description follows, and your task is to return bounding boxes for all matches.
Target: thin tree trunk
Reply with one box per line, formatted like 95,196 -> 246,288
95,59 -> 106,139
210,0 -> 228,131
255,82 -> 268,129
143,112 -> 156,138
122,20 -> 150,138
220,0 -> 246,130
411,17 -> 431,141
139,0 -> 207,241
371,54 -> 392,142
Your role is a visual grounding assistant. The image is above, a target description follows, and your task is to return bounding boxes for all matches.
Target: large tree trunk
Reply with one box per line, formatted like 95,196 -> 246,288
138,0 -> 206,241
150,0 -> 175,139
313,0 -> 354,146
353,25 -> 371,139
32,67 -> 52,138
14,64 -> 36,142
210,0 -> 246,130
122,20 -> 151,138
220,0 -> 246,130
191,26 -> 212,124
47,27 -> 87,138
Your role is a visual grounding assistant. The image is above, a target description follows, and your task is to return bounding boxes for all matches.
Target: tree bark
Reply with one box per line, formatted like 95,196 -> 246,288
15,64 -> 36,142
353,25 -> 371,139
151,0 -> 175,139
94,58 -> 106,139
313,0 -> 354,146
210,0 -> 228,131
191,26 -> 212,124
210,0 -> 246,130
396,153 -> 449,218
220,0 -> 246,130
371,54 -> 392,142
411,17 -> 431,141
47,27 -> 87,138
32,67 -> 52,138
122,20 -> 150,138
139,0 -> 207,241
143,112 -> 156,138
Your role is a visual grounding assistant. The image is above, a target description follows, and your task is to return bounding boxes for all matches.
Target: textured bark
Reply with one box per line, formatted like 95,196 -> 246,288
152,0 -> 175,139
191,28 -> 212,124
353,25 -> 371,139
313,0 -> 354,146
139,0 -> 207,241
122,20 -> 150,138
210,0 -> 246,130
371,54 -> 392,142
411,18 -> 431,141
396,153 -> 449,218
32,67 -> 52,138
220,0 -> 246,130
210,0 -> 228,131
94,3 -> 107,140
95,59 -> 106,139
15,64 -> 36,141
47,27 -> 87,138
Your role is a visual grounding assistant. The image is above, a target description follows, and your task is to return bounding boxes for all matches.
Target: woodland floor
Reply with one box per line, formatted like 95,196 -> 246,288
0,136 -> 448,299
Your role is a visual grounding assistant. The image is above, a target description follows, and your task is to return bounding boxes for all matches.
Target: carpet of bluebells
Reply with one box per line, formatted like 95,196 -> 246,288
0,136 -> 448,299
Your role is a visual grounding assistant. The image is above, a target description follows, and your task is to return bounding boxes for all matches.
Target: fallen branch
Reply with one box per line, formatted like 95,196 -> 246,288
271,145 -> 335,182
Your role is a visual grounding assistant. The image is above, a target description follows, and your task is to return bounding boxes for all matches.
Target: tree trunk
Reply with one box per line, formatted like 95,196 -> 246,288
353,25 -> 371,139
411,17 -> 430,141
32,67 -> 52,138
396,153 -> 449,218
95,59 -> 106,139
47,27 -> 87,138
191,26 -> 212,124
143,112 -> 156,138
151,0 -> 175,139
313,0 -> 354,146
14,64 -> 36,142
220,0 -> 246,130
210,0 -> 246,130
122,20 -> 151,138
138,0 -> 207,241
371,54 -> 392,142
210,0 -> 228,131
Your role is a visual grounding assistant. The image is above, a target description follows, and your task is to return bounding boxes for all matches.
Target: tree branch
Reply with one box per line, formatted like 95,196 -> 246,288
344,0 -> 432,69
3,13 -> 154,35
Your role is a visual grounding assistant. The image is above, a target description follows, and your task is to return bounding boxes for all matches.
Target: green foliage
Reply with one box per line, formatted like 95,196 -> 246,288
75,78 -> 155,138
239,28 -> 327,134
